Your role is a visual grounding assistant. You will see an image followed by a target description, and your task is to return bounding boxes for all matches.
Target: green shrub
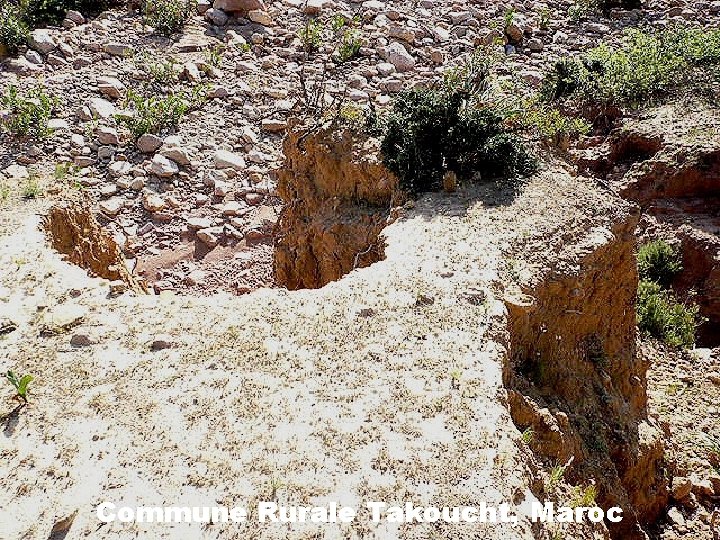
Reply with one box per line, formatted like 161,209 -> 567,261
23,0 -> 74,26
134,52 -> 180,86
379,54 -> 536,193
337,28 -> 361,63
637,280 -> 699,348
524,105 -> 591,147
298,18 -> 323,52
542,27 -> 720,107
118,86 -> 206,139
637,240 -> 682,287
0,3 -> 29,55
1,85 -> 56,139
1,0 -> 124,54
142,0 -> 196,35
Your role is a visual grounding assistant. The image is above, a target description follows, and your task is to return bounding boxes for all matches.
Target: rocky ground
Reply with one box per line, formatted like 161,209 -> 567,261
646,342 -> 720,539
2,0 -> 719,294
2,1 -> 720,539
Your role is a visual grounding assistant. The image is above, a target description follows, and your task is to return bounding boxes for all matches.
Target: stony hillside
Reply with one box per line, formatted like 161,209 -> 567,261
1,1 -> 720,539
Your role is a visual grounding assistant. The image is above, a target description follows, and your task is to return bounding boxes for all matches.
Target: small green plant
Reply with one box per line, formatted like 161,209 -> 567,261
542,27 -> 720,108
54,162 -> 75,181
538,8 -> 551,30
568,0 -> 597,22
299,18 -> 323,53
118,86 -> 206,139
6,370 -> 33,403
503,8 -> 515,30
449,368 -> 462,389
337,103 -> 366,125
524,104 -> 591,147
521,427 -> 534,445
703,435 -> 720,472
0,182 -> 9,202
637,240 -> 682,287
205,43 -> 225,67
547,463 -> 566,490
22,171 -> 42,199
142,0 -> 197,35
268,475 -> 285,499
1,85 -> 56,139
337,28 -> 362,63
637,280 -> 700,348
139,54 -> 180,86
570,484 -> 597,507
330,14 -> 347,32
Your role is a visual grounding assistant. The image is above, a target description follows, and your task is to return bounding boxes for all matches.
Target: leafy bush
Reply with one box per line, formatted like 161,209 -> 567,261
637,240 -> 682,287
542,27 -> 720,107
0,85 -> 56,139
637,280 -> 699,348
379,53 -> 536,193
142,0 -> 196,35
338,28 -> 361,63
523,105 -> 591,147
0,3 -> 29,55
1,0 -> 124,53
118,86 -> 206,139
134,52 -> 180,86
23,0 -> 75,26
23,0 -> 123,26
299,18 -> 323,52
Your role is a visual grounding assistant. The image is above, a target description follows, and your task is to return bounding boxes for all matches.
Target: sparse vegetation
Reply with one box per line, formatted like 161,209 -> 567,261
542,27 -> 720,109
299,18 -> 323,53
638,240 -> 682,288
547,462 -> 566,490
637,280 -> 700,348
523,104 -> 591,147
0,0 -> 123,52
299,15 -> 363,63
6,370 -> 33,403
538,8 -> 551,29
338,28 -> 362,63
570,484 -> 597,507
54,162 -> 75,181
205,43 -> 226,67
135,53 -> 181,86
117,86 -> 207,139
142,0 -> 197,35
521,427 -> 534,445
22,172 -> 42,199
1,85 -> 56,139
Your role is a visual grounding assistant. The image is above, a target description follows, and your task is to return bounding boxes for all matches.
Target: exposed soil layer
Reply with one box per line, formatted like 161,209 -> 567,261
43,198 -> 145,292
504,210 -> 668,540
581,105 -> 720,348
274,122 -> 403,290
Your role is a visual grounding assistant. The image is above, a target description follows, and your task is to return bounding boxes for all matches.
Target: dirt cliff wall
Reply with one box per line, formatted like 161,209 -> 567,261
504,215 -> 669,539
43,198 -> 144,292
274,121 -> 402,290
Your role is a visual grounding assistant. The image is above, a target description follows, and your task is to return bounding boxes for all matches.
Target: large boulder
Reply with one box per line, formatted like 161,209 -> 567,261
213,0 -> 266,12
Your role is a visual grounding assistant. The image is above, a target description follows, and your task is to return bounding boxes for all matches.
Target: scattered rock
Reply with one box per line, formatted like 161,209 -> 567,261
214,150 -> 246,170
137,134 -> 163,154
150,155 -> 179,178
384,42 -> 415,72
27,29 -> 57,54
